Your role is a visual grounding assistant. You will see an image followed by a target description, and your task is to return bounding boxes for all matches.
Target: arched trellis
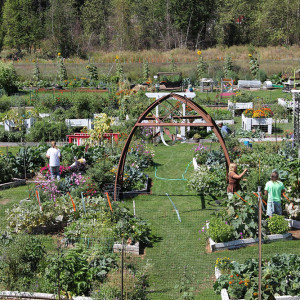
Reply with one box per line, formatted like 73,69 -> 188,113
114,93 -> 231,200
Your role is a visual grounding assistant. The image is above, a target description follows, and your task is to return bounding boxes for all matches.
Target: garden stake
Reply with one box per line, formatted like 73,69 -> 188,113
121,237 -> 124,300
166,193 -> 181,222
81,192 -> 86,213
253,192 -> 267,205
36,190 -> 42,211
282,192 -> 294,208
257,186 -> 262,300
105,192 -> 113,212
68,192 -> 76,212
133,200 -> 136,216
234,192 -> 248,204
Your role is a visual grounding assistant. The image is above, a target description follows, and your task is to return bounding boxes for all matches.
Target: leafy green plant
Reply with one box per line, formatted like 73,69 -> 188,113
32,59 -> 40,81
44,245 -> 116,296
0,234 -> 46,290
143,60 -> 150,81
188,165 -> 227,198
86,63 -> 98,82
0,155 -> 14,183
206,217 -> 234,243
57,53 -> 68,82
0,61 -> 18,95
215,257 -> 233,274
248,53 -> 259,79
215,193 -> 269,239
175,266 -> 195,300
196,51 -> 207,80
214,254 -> 300,299
267,215 -> 289,234
223,55 -> 233,78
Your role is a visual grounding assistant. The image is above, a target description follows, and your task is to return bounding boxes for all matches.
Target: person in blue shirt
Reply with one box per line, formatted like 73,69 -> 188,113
218,123 -> 231,136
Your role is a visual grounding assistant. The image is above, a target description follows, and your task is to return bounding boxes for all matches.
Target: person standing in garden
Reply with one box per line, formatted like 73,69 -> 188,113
218,122 -> 231,136
46,141 -> 61,180
227,163 -> 248,197
264,171 -> 285,218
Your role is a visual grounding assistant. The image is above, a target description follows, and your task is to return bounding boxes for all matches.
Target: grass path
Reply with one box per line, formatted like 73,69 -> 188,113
122,142 -> 300,299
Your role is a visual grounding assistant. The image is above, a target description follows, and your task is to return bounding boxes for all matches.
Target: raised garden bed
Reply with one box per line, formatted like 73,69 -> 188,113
209,232 -> 292,252
0,291 -> 92,300
215,267 -> 299,300
113,241 -> 143,255
0,178 -> 26,190
242,114 -> 272,134
122,176 -> 152,198
287,219 -> 300,229
228,101 -> 253,110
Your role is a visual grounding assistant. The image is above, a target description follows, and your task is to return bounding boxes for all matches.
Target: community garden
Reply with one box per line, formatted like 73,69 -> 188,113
0,49 -> 299,299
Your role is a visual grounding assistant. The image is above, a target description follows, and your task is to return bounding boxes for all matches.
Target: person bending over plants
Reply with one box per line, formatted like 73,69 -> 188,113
227,163 -> 248,198
264,170 -> 285,218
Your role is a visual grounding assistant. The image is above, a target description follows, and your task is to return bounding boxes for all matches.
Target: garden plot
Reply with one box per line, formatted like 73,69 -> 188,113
214,254 -> 300,299
208,232 -> 292,252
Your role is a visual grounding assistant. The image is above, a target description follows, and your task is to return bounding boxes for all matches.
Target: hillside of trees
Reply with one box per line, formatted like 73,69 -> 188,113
0,0 -> 299,58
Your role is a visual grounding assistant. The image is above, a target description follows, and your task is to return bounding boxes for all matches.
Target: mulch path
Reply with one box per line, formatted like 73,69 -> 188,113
289,228 -> 300,239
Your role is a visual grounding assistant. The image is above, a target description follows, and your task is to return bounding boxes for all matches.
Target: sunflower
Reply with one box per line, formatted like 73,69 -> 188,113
197,50 -> 202,56
58,53 -> 61,57
248,54 -> 252,57
116,55 -> 119,60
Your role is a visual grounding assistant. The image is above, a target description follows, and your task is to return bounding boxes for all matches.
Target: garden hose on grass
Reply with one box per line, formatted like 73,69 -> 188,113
166,193 -> 181,222
154,161 -> 192,181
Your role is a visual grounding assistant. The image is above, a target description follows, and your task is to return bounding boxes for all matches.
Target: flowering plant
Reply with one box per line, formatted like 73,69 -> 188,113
243,108 -> 273,118
40,165 -> 70,178
194,143 -> 208,164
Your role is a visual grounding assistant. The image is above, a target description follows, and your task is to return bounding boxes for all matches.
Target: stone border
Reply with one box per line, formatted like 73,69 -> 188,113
0,178 -> 26,190
215,267 -> 299,300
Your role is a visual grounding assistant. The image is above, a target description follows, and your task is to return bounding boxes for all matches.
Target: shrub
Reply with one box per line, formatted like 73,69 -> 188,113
0,61 -> 18,95
26,120 -> 70,142
0,235 -> 46,290
0,95 -> 12,112
0,155 -> 14,183
44,245 -> 115,296
267,214 -> 289,234
0,127 -> 25,142
207,218 -> 234,243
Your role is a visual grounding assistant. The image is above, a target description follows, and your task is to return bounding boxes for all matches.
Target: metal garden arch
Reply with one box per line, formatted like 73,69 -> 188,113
114,93 -> 231,200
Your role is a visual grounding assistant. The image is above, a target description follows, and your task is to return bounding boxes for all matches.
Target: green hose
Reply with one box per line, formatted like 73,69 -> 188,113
154,161 -> 192,181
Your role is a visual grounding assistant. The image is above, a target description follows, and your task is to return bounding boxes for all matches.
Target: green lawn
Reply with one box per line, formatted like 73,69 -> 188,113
121,142 -> 300,299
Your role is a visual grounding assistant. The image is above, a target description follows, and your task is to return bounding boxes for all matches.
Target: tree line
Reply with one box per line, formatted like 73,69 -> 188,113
0,0 -> 299,58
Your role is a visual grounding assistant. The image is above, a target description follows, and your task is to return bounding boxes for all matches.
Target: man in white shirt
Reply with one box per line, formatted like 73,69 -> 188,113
46,141 -> 61,180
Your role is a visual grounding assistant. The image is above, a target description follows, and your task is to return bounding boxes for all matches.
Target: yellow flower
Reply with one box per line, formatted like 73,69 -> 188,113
197,50 -> 202,55
58,53 -> 61,56
248,54 -> 252,57
116,55 -> 119,60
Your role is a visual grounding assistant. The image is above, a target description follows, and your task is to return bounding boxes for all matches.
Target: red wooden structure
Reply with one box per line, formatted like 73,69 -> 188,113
67,132 -> 120,146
